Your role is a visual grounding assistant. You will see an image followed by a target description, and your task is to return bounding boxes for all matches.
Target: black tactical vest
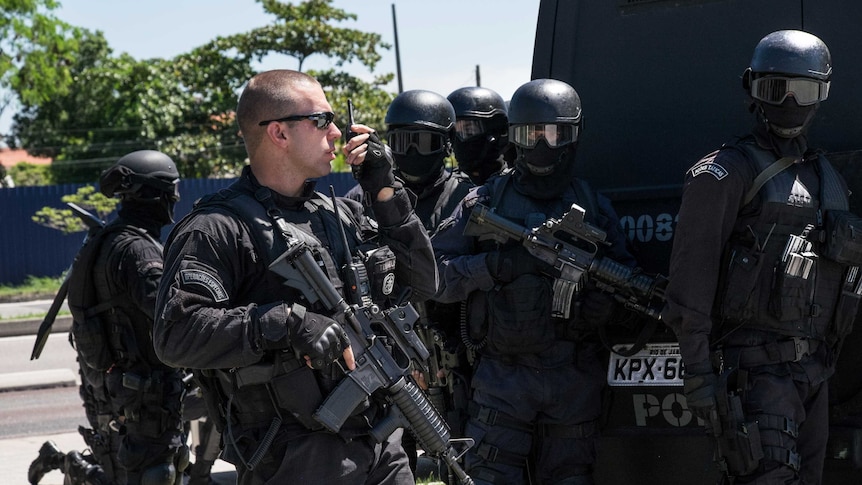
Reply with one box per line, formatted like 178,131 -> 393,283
717,139 -> 849,341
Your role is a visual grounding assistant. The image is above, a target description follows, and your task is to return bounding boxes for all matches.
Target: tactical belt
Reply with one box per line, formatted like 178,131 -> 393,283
719,337 -> 817,368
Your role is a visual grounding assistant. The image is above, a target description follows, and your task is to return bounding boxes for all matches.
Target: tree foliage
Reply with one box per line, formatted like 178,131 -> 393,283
31,184 -> 118,233
5,0 -> 395,184
0,0 -> 83,114
8,161 -> 52,186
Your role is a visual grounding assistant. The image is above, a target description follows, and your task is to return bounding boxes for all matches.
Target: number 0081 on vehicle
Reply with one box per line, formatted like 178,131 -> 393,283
607,342 -> 685,387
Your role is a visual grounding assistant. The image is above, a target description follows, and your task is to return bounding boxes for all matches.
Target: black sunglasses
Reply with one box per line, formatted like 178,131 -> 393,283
258,111 -> 335,129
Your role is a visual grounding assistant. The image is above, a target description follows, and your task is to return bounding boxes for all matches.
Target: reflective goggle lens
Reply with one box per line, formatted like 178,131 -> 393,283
509,124 -> 579,148
387,130 -> 446,155
751,77 -> 829,106
455,119 -> 486,140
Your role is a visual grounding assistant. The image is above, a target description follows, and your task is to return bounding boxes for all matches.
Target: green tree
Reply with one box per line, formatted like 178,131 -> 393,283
9,0 -> 395,183
8,161 -> 52,185
31,185 -> 117,233
226,0 -> 389,72
0,0 -> 83,115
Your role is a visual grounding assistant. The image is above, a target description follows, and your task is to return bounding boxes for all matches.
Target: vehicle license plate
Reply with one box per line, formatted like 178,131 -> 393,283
607,342 -> 685,387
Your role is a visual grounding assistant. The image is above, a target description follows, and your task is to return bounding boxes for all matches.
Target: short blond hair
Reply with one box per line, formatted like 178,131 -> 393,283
236,70 -> 320,154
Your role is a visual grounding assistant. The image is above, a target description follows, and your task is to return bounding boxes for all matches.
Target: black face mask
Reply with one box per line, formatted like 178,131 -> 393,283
758,99 -> 818,139
395,148 -> 446,188
513,140 -> 578,198
119,196 -> 175,234
516,139 -> 569,176
454,135 -> 505,181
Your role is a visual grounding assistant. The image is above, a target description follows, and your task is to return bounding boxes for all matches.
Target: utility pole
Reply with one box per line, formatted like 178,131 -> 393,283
475,65 -> 481,87
392,4 -> 403,93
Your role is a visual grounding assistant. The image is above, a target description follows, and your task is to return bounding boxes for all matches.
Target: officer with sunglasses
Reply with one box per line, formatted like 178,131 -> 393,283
663,30 -> 858,484
153,70 -> 437,485
431,78 -> 635,485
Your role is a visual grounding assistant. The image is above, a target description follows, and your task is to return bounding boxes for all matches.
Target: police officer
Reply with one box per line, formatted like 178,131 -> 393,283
348,89 -> 474,233
432,78 -> 635,485
29,150 -> 188,485
663,30 -> 859,484
345,89 -> 475,478
153,70 -> 437,484
447,86 -> 509,185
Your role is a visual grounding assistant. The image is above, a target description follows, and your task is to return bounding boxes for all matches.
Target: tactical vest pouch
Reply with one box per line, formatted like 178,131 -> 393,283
824,210 -> 862,266
718,245 -> 764,323
269,362 -> 325,431
71,314 -> 113,371
833,291 -> 861,340
769,259 -> 817,322
488,274 -> 555,354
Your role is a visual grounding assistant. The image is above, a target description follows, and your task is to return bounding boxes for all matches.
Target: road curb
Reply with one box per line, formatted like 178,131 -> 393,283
0,315 -> 71,338
0,368 -> 77,392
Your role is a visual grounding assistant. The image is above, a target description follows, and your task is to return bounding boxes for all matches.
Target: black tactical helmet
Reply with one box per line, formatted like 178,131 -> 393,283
447,87 -> 507,120
385,90 -> 456,133
100,150 -> 180,200
508,79 -> 582,126
749,30 -> 832,81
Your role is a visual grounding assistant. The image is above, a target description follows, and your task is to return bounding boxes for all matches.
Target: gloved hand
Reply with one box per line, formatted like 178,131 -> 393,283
683,360 -> 718,421
580,290 -> 617,327
356,132 -> 396,196
486,246 -> 551,283
286,303 -> 351,370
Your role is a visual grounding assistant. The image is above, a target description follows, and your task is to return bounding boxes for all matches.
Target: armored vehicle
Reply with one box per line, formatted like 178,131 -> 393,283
531,1 -> 862,482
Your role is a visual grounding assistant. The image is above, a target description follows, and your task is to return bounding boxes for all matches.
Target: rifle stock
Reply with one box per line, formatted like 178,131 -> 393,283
30,203 -> 105,360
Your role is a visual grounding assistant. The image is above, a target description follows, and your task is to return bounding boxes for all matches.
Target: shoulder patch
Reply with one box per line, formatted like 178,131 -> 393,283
180,269 -> 229,302
688,159 -> 728,180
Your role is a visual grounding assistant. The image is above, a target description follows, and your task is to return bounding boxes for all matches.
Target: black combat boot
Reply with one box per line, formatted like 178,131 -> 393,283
64,451 -> 111,485
186,459 -> 215,485
27,441 -> 65,484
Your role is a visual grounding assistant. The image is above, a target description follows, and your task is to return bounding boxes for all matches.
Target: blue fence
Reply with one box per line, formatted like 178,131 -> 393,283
0,172 -> 357,286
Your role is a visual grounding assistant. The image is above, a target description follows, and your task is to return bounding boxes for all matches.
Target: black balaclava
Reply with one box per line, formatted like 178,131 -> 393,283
454,136 -> 506,184
751,97 -> 815,157
119,185 -> 177,234
513,140 -> 579,199
395,147 -> 447,193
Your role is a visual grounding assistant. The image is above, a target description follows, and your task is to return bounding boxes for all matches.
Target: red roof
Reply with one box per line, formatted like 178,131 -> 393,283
0,148 -> 52,167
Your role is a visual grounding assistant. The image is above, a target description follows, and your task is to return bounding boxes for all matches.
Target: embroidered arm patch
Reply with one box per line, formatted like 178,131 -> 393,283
689,160 -> 728,180
181,269 -> 229,302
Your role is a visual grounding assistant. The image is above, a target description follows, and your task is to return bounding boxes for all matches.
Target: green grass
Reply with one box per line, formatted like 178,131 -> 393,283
0,275 -> 63,303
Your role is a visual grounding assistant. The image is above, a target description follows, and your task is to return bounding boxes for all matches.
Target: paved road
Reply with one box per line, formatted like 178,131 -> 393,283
0,299 -> 66,319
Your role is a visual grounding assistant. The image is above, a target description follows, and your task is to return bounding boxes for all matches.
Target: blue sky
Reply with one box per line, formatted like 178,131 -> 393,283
1,0 -> 541,135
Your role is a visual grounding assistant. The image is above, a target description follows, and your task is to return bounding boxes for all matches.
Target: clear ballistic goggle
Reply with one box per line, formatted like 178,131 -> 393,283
751,77 -> 830,106
387,130 -> 447,155
509,123 -> 579,148
455,119 -> 487,141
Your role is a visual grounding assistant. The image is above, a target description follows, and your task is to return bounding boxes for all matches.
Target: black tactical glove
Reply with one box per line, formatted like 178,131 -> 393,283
286,303 -> 350,369
580,289 -> 617,327
683,360 -> 718,421
486,246 -> 551,283
356,132 -> 396,196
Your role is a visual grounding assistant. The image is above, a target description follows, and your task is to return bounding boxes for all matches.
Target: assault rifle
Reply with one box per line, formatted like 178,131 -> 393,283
269,239 -> 475,485
464,202 -> 666,321
30,203 -> 105,360
413,301 -> 465,423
